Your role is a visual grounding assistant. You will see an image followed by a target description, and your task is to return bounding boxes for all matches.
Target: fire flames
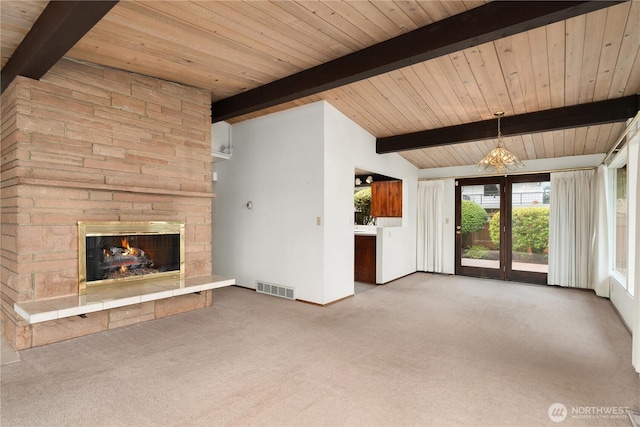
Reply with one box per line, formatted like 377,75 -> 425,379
120,239 -> 130,274
121,238 -> 141,257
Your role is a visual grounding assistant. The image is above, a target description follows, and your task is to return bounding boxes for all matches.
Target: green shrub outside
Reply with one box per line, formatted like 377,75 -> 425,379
489,207 -> 549,253
464,245 -> 489,259
489,212 -> 501,246
461,200 -> 488,234
354,187 -> 372,225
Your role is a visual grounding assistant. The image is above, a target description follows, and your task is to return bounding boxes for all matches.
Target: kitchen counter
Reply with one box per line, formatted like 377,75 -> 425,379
354,225 -> 377,236
354,229 -> 377,236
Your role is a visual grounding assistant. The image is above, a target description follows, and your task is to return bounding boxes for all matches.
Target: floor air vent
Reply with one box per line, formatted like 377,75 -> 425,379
256,281 -> 295,300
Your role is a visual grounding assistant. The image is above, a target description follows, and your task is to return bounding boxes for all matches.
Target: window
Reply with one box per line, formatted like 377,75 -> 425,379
608,118 -> 638,298
483,184 -> 499,197
609,149 -> 631,296
613,165 -> 628,280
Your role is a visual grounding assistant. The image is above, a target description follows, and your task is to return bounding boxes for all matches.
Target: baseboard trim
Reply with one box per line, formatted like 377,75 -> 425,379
609,299 -> 632,335
378,271 -> 419,285
297,294 -> 354,307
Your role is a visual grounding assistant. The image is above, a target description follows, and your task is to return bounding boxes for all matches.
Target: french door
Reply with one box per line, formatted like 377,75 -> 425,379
455,174 -> 550,285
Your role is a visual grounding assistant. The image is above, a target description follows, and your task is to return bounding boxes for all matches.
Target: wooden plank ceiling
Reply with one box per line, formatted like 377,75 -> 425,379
1,1 -> 639,169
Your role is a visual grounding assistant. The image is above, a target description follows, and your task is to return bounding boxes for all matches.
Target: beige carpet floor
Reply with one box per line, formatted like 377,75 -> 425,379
1,273 -> 639,426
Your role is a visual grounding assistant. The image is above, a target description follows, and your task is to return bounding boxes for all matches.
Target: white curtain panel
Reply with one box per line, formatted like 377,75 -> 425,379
548,169 -> 596,289
591,165 -> 610,297
417,180 -> 444,273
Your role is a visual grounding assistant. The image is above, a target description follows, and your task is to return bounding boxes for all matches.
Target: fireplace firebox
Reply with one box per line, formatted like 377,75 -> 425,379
78,221 -> 185,293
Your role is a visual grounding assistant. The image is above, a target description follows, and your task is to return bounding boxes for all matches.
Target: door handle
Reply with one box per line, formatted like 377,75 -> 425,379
456,230 -> 461,235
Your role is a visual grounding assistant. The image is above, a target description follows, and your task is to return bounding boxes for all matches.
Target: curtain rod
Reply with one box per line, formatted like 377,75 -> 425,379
418,166 -> 596,181
603,111 -> 640,165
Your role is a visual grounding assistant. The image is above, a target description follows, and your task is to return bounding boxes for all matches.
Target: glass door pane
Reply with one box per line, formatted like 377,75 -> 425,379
460,183 -> 500,270
456,174 -> 549,285
510,180 -> 550,274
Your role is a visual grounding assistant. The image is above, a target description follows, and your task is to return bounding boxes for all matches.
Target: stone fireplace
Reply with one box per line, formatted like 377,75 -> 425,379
1,58 -> 229,349
79,221 -> 184,293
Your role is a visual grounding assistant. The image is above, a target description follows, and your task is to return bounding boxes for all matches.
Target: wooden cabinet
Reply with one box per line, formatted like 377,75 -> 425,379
388,180 -> 402,217
371,180 -> 402,217
355,235 -> 376,284
370,181 -> 386,218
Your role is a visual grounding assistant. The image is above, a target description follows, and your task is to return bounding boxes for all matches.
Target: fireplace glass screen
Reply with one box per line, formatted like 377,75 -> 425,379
78,222 -> 184,292
86,234 -> 180,282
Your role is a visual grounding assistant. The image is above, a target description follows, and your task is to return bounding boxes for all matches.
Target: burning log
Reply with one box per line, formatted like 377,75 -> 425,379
100,238 -> 157,279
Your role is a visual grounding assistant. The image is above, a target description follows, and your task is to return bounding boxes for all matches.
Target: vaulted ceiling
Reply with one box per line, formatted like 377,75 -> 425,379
1,1 -> 639,169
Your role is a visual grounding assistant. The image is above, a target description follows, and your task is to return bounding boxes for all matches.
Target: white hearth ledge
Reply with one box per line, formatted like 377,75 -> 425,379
14,275 -> 235,324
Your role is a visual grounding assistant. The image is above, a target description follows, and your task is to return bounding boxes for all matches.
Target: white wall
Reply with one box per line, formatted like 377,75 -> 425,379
213,101 -> 418,304
322,104 -> 357,302
611,276 -> 634,331
626,124 -> 640,372
213,103 -> 326,303
442,179 -> 456,274
376,225 -> 416,283
323,103 -> 418,286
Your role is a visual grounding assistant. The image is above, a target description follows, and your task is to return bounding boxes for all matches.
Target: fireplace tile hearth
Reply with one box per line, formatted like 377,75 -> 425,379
14,275 -> 235,325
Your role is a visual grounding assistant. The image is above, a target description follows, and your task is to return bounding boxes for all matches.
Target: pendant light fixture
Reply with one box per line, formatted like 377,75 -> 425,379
475,111 -> 525,173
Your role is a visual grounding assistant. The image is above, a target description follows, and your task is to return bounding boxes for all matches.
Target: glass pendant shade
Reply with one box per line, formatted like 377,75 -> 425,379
476,112 -> 525,173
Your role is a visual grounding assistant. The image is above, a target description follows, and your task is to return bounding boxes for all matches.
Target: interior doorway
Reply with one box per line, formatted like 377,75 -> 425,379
455,174 -> 550,285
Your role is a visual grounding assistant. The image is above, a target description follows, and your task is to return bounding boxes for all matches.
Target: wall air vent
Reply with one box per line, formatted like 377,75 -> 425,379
256,281 -> 295,300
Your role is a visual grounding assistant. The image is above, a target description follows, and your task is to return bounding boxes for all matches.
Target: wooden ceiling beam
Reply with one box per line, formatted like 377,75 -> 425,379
212,1 -> 625,122
376,95 -> 640,153
0,0 -> 119,94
